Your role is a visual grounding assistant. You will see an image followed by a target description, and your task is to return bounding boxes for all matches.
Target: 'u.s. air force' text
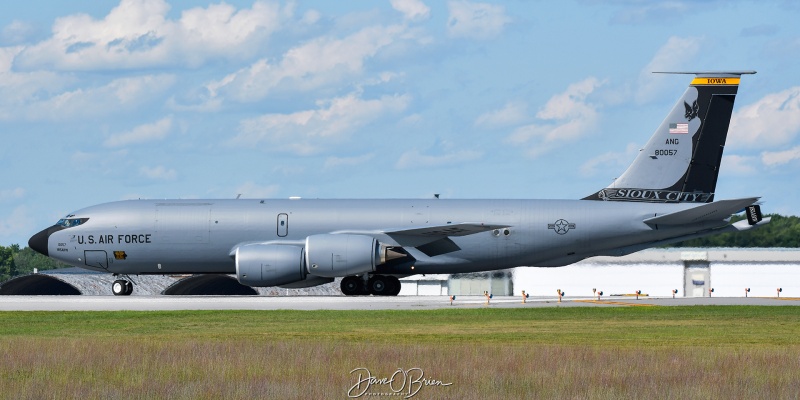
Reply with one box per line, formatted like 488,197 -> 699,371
76,234 -> 152,244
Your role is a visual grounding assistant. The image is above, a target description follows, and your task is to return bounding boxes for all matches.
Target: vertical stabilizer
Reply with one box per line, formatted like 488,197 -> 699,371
584,71 -> 755,203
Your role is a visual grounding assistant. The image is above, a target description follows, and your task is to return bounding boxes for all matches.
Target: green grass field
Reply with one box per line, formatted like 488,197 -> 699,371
1,306 -> 799,399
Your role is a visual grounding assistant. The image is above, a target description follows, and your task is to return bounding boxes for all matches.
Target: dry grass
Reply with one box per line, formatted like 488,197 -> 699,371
1,307 -> 799,399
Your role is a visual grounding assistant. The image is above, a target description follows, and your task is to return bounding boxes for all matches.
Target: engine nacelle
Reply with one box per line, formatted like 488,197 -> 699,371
235,244 -> 305,287
304,234 -> 379,277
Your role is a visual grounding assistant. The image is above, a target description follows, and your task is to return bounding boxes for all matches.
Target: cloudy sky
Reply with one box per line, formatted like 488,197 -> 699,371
2,0 -> 800,246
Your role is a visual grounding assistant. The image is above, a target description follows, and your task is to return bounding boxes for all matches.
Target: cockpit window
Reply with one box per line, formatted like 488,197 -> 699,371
57,217 -> 88,228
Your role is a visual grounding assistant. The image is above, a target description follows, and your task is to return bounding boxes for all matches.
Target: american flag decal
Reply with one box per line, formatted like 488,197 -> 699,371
669,123 -> 688,134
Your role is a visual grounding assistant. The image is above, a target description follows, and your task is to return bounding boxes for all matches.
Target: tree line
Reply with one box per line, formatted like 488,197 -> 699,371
667,214 -> 800,248
0,245 -> 69,283
1,214 -> 798,281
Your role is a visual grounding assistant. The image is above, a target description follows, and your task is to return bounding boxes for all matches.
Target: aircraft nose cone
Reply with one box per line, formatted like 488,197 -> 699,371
28,225 -> 62,257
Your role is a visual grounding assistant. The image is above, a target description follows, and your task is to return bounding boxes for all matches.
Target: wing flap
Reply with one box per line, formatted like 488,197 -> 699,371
644,197 -> 759,225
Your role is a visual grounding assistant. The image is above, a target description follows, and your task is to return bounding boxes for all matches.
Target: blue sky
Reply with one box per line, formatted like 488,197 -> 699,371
2,0 -> 800,246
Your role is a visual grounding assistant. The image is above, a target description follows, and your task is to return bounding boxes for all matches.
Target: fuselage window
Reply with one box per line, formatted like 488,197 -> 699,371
57,218 -> 88,228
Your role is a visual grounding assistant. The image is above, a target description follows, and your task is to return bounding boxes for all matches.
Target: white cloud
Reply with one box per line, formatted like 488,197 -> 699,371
636,36 -> 701,104
721,154 -> 759,175
235,182 -> 280,198
475,101 -> 528,128
0,188 -> 25,202
0,205 -> 33,241
395,141 -> 482,170
206,24 -> 411,103
272,165 -> 305,176
71,149 -> 128,172
2,20 -> 37,45
761,146 -> 800,167
0,47 -> 73,119
447,1 -> 510,39
728,87 -> 800,149
104,116 -> 172,148
610,2 -> 692,25
139,165 -> 177,180
301,10 -> 321,25
23,74 -> 175,121
391,0 -> 430,21
324,153 -> 375,169
14,0 -> 287,71
506,77 -> 605,157
232,92 -> 411,155
580,143 -> 639,177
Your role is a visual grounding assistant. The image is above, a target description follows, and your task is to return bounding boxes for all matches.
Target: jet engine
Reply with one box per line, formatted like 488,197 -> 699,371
304,234 -> 398,277
235,244 -> 306,287
235,234 -> 406,287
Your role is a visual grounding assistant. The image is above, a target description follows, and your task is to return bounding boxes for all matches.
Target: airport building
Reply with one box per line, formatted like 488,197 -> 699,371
511,248 -> 800,299
406,248 -> 800,298
1,248 -> 798,297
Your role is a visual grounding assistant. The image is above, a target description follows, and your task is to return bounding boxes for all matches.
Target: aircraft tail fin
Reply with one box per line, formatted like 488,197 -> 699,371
583,71 -> 755,203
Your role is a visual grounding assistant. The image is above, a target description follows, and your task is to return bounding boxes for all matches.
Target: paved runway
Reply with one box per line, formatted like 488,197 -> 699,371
1,295 -> 798,311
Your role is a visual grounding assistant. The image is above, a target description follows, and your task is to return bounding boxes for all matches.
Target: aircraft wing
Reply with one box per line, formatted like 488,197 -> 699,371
384,223 -> 507,238
335,222 -> 508,257
643,197 -> 760,225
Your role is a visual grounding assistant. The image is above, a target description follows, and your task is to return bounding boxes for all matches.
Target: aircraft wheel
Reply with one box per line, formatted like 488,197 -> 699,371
368,275 -> 389,296
112,280 -> 127,296
388,276 -> 401,296
341,276 -> 362,296
382,277 -> 398,297
123,281 -> 134,296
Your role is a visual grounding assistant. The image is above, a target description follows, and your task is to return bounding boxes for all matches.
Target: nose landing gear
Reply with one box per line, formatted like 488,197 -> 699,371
111,276 -> 134,296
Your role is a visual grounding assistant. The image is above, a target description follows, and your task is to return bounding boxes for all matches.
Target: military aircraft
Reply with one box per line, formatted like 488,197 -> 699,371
29,71 -> 767,296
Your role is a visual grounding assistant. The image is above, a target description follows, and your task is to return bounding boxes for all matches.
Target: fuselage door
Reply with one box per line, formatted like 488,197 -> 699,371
277,213 -> 289,237
84,250 -> 109,270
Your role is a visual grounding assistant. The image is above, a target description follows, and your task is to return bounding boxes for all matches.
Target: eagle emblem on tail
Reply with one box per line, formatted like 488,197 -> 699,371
684,100 -> 699,121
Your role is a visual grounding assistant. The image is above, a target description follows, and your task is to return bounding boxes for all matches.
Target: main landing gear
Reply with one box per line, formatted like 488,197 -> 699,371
341,275 -> 401,296
111,276 -> 134,296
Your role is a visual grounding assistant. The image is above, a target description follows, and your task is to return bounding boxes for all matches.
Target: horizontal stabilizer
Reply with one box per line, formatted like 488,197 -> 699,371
593,217 -> 771,259
643,197 -> 759,225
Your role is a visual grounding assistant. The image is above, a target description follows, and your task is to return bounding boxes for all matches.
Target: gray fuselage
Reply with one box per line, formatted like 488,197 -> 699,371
41,198 -> 720,275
